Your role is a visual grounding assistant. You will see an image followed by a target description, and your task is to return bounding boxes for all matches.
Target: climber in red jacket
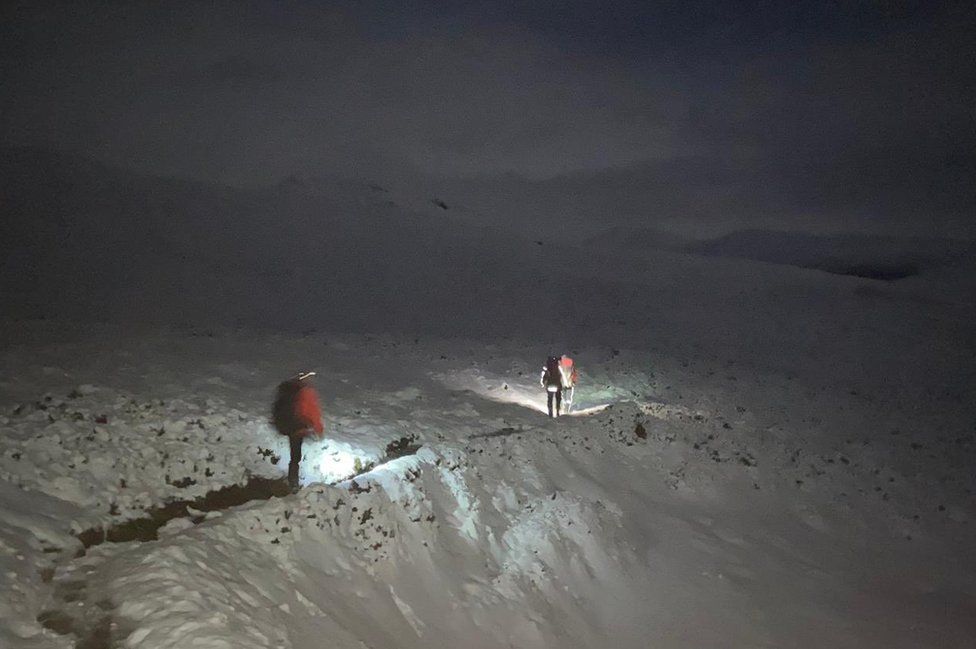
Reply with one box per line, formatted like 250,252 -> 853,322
272,371 -> 325,492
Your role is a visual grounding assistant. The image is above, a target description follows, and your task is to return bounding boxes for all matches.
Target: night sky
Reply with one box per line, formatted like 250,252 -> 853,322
2,1 -> 974,236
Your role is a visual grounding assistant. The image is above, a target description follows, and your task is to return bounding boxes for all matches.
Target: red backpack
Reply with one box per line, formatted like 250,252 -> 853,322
561,356 -> 578,385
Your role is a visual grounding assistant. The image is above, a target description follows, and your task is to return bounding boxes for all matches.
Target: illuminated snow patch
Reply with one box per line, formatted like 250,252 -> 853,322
305,440 -> 373,485
437,369 -> 626,417
496,390 -> 549,414
336,454 -> 423,497
466,381 -> 549,414
437,369 -> 549,413
304,438 -> 426,487
565,404 -> 612,416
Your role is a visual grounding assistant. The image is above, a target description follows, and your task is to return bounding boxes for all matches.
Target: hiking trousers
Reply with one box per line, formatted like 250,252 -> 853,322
288,434 -> 304,492
547,389 -> 562,418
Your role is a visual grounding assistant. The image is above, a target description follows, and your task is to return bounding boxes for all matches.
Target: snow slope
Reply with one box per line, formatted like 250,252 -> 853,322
1,147 -> 974,647
0,320 -> 973,648
3,147 -> 973,388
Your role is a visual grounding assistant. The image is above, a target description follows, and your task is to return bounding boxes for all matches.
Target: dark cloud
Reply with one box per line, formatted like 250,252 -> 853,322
1,1 -> 973,235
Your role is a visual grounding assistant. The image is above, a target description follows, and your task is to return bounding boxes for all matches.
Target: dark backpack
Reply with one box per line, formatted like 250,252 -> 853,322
272,378 -> 303,436
544,356 -> 561,387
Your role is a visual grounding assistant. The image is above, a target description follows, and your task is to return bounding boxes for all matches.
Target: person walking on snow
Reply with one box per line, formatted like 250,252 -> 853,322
560,355 -> 578,413
541,356 -> 569,418
272,371 -> 324,492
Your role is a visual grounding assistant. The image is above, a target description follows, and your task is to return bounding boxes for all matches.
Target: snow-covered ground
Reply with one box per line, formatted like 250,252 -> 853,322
1,314 -> 973,648
1,147 -> 974,647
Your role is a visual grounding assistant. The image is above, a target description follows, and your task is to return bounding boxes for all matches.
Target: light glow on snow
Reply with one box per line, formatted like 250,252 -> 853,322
437,370 -> 550,414
494,394 -> 610,417
565,404 -> 611,416
495,390 -> 550,414
307,441 -> 366,485
340,454 -> 423,495
438,369 -> 618,416
458,381 -> 609,417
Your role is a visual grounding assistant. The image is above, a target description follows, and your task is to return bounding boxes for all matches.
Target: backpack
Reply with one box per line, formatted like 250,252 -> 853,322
272,378 -> 303,435
272,377 -> 324,437
544,356 -> 562,387
560,356 -> 578,386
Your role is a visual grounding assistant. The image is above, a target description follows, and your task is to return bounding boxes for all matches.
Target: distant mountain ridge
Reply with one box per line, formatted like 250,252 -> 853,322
0,146 -> 653,340
588,226 -> 975,281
